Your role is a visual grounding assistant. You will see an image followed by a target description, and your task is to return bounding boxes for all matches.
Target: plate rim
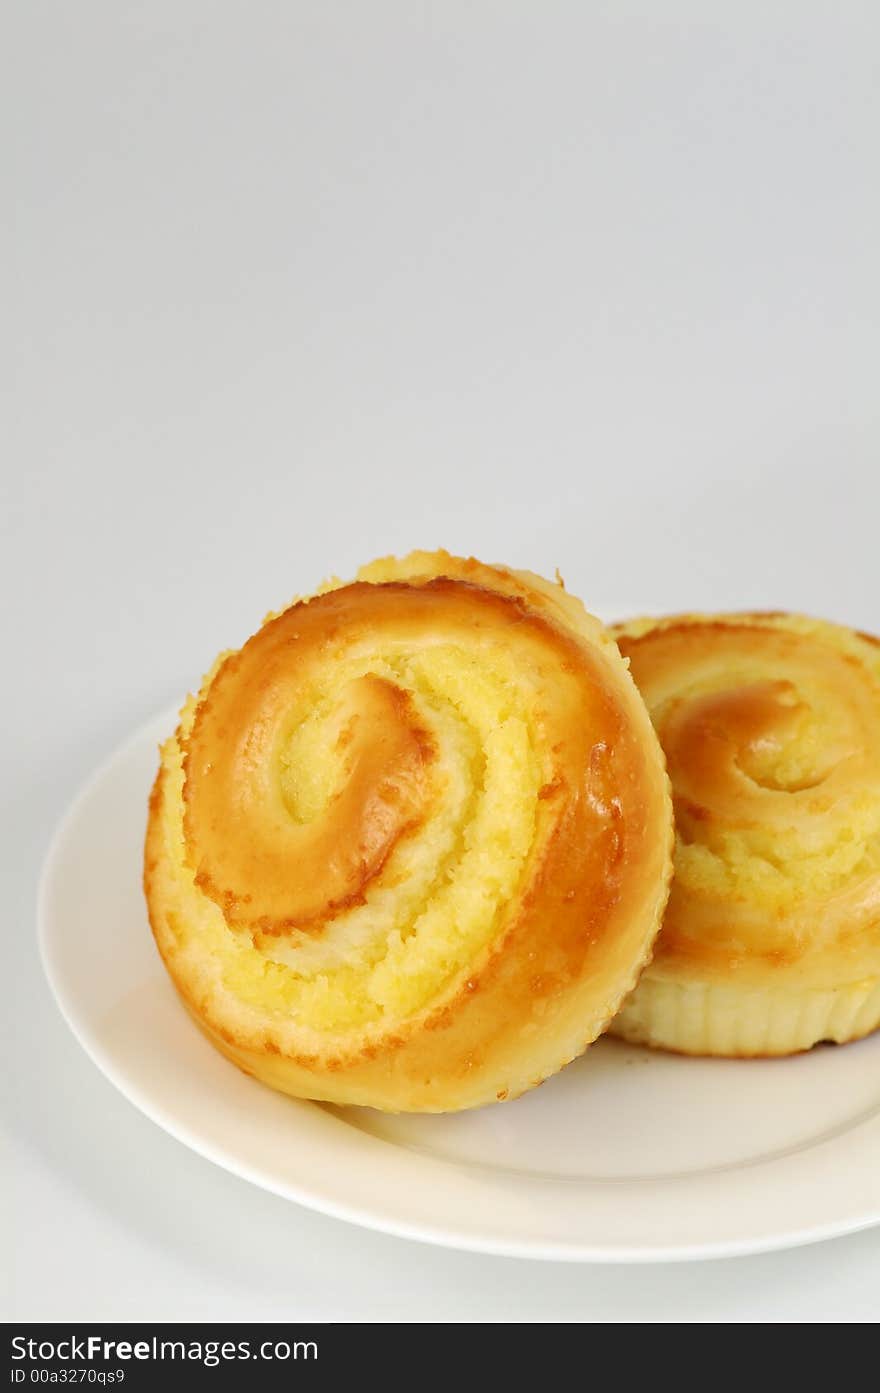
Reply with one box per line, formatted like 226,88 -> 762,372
38,707 -> 880,1264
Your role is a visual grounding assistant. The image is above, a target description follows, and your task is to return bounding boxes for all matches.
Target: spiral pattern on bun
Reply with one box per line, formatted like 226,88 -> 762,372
145,552 -> 672,1111
611,612 -> 880,1056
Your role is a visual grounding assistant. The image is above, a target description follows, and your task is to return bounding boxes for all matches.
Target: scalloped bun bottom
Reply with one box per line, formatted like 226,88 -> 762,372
612,975 -> 880,1057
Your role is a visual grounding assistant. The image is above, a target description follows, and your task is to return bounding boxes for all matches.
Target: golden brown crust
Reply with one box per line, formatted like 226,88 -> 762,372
185,650 -> 437,932
145,552 -> 673,1110
610,610 -> 880,1055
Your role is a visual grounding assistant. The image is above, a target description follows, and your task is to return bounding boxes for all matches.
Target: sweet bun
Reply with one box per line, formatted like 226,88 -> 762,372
145,551 -> 673,1111
611,612 -> 880,1056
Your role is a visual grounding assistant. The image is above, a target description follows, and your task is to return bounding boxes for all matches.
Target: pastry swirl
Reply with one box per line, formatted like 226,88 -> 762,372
145,552 -> 672,1111
611,612 -> 880,1056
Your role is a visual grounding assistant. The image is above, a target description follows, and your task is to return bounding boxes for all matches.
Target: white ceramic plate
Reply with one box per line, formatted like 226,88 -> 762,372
40,708 -> 880,1262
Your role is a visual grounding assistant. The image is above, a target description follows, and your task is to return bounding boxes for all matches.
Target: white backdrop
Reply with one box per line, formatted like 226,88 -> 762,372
4,1 -> 879,1320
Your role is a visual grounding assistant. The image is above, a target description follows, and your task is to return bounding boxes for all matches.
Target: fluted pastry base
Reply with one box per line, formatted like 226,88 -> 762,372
611,974 -> 880,1056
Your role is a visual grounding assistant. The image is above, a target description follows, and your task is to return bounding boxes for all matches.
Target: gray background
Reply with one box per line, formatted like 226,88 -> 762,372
4,1 -> 879,1320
